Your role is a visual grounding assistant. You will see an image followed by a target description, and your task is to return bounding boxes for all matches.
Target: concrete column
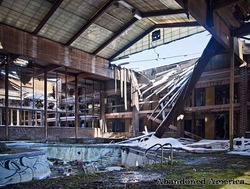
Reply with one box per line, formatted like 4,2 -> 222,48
177,119 -> 184,138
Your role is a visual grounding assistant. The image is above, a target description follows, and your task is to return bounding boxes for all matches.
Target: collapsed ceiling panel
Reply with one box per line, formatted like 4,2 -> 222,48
116,26 -> 205,59
96,19 -> 154,58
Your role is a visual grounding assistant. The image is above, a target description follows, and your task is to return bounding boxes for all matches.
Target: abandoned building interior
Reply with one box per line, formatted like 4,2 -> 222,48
0,0 -> 250,142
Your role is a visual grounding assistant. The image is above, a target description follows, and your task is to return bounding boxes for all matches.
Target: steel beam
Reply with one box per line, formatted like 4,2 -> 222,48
175,0 -> 231,49
33,0 -> 64,35
154,37 -> 224,138
109,21 -> 199,61
66,0 -> 115,46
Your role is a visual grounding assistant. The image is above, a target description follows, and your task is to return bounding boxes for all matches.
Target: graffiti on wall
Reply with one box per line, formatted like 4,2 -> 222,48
0,154 -> 51,186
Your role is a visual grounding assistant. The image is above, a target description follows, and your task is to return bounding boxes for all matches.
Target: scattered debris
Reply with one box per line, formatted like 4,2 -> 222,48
118,134 -> 250,155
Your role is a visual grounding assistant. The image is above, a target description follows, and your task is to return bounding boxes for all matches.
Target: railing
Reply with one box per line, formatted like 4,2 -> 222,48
99,140 -> 115,164
145,143 -> 173,167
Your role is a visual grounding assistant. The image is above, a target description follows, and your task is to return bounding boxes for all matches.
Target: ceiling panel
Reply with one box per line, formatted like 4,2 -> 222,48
97,19 -> 154,57
71,23 -> 114,52
95,5 -> 134,32
0,0 -> 52,32
38,8 -> 86,44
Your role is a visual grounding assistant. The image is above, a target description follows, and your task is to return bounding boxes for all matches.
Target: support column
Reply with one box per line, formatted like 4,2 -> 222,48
0,109 -> 2,125
132,90 -> 139,136
229,36 -> 234,151
34,111 -> 37,126
75,75 -> 79,139
44,67 -> 48,141
239,64 -> 248,137
100,91 -> 107,133
10,109 -> 13,126
28,110 -> 32,125
5,62 -> 9,140
177,115 -> 184,138
191,113 -> 196,135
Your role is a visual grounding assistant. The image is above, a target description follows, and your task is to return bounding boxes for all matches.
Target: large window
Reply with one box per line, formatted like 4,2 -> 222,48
195,88 -> 205,106
215,84 -> 238,105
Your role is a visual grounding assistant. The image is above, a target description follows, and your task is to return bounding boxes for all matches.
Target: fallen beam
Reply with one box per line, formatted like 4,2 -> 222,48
147,115 -> 202,140
154,37 -> 224,138
169,125 -> 203,140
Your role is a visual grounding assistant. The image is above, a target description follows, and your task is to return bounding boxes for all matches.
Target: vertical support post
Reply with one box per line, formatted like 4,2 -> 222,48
229,36 -> 234,151
65,67 -> 68,127
177,117 -> 184,138
5,61 -> 9,140
120,68 -> 124,98
28,110 -> 32,125
132,90 -> 139,136
75,74 -> 79,139
100,91 -> 107,133
16,110 -> 20,125
56,72 -> 62,127
124,68 -> 127,110
44,66 -> 48,141
34,111 -> 37,126
10,109 -> 13,126
161,146 -> 163,168
0,109 -> 3,125
114,66 -> 117,94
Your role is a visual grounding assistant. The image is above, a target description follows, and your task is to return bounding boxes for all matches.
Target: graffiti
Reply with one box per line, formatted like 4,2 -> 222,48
0,154 -> 51,186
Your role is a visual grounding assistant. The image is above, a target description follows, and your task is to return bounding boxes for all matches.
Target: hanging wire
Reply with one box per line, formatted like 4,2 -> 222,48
126,52 -> 201,64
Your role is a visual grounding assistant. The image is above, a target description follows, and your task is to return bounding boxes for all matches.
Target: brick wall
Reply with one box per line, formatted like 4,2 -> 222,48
240,67 -> 248,137
0,126 -> 96,141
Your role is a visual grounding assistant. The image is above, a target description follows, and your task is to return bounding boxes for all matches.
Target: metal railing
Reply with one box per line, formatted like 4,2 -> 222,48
99,140 -> 115,164
145,143 -> 173,167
